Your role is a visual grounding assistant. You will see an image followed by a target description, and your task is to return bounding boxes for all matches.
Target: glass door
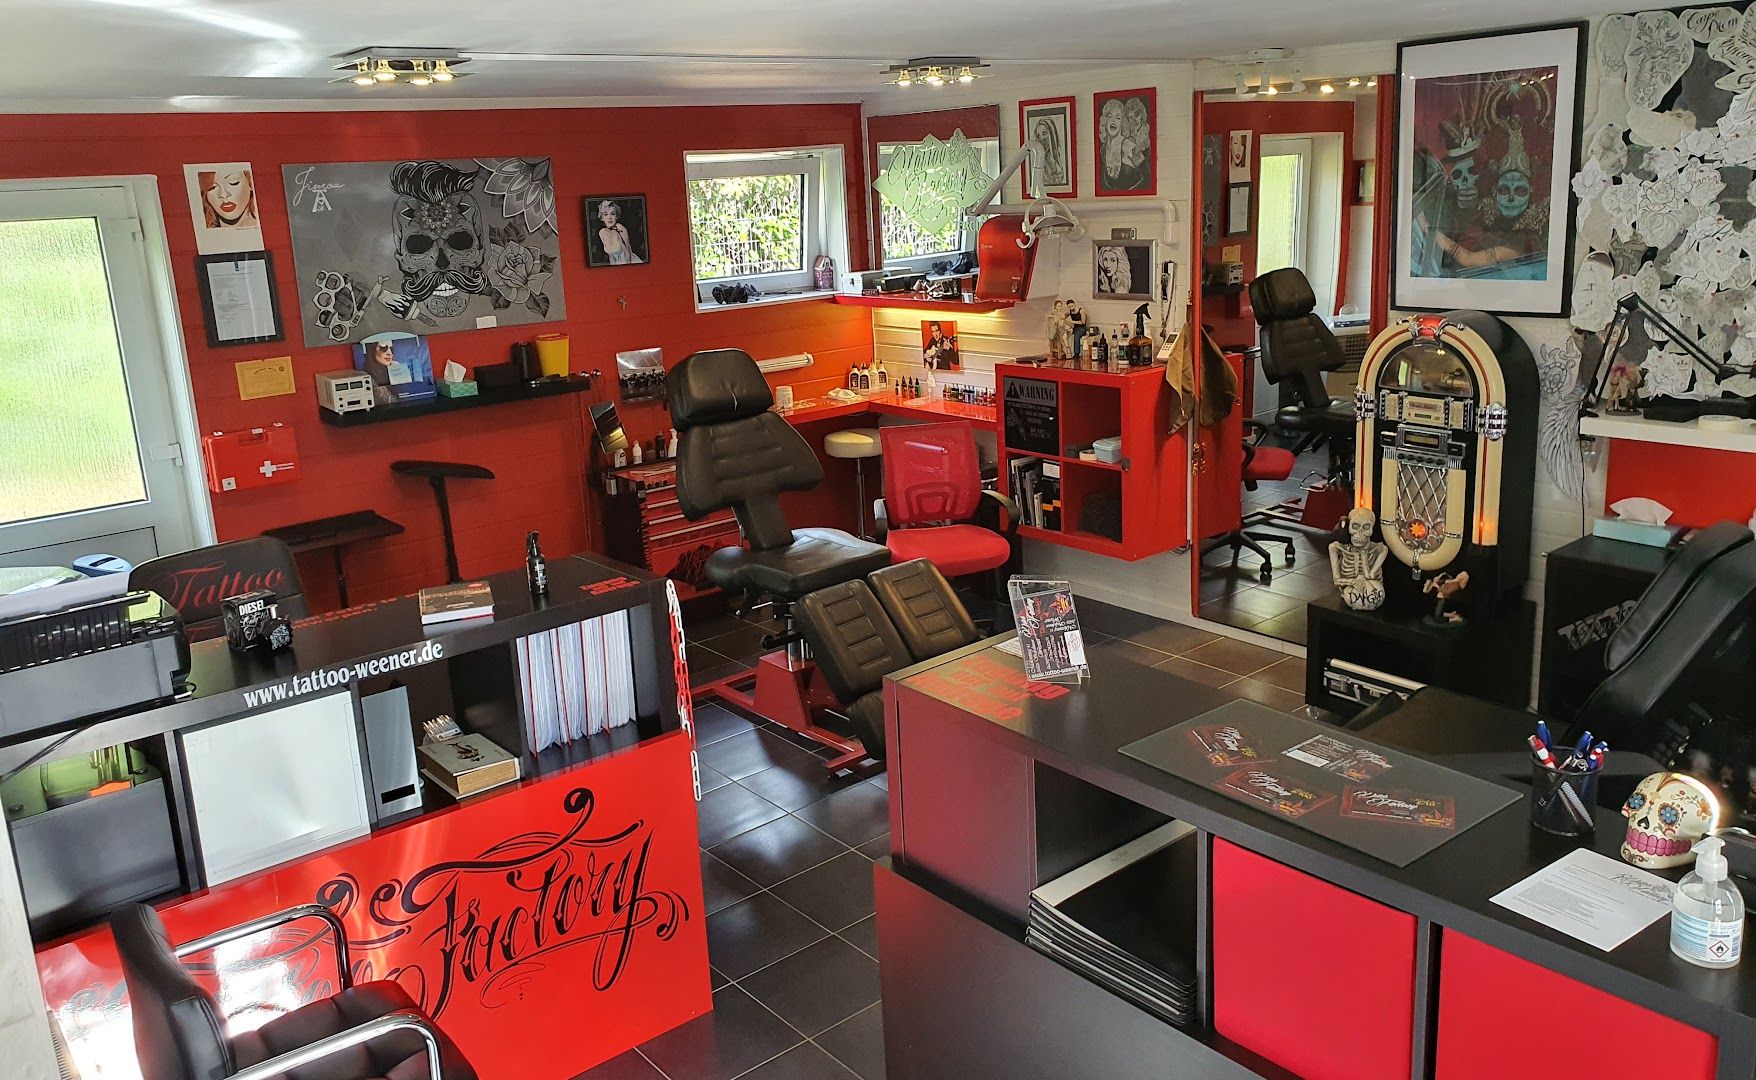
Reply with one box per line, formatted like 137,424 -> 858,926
0,184 -> 201,569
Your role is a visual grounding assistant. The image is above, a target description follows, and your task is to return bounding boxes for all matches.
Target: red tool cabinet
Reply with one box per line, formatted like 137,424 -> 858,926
601,461 -> 742,600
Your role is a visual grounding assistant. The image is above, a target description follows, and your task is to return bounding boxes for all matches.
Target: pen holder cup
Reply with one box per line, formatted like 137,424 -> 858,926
1530,753 -> 1599,836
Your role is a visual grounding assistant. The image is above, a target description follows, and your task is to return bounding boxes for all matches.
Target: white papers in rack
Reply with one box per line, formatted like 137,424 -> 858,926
1490,848 -> 1676,952
516,611 -> 637,752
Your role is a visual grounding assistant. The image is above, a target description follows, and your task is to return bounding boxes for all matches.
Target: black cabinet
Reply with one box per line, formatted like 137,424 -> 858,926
1305,594 -> 1536,716
1538,536 -> 1667,722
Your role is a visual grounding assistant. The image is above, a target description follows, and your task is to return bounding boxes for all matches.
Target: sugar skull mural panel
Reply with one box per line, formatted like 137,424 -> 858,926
283,156 -> 564,346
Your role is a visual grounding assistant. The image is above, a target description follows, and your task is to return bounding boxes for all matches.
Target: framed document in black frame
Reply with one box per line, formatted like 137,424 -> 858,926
196,251 -> 284,347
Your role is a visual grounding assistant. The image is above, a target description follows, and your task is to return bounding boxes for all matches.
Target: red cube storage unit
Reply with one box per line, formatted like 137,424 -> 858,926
1211,839 -> 1418,1080
1434,931 -> 1718,1080
996,361 -> 1187,561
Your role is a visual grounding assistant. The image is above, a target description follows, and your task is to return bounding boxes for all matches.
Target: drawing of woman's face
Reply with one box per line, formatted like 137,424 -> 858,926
1034,119 -> 1054,146
205,170 -> 255,227
1101,101 -> 1124,139
598,201 -> 620,226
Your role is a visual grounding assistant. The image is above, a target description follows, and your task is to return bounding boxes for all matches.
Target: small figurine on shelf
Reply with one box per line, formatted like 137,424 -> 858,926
1605,358 -> 1643,415
1068,304 -> 1088,358
1328,508 -> 1387,611
1423,571 -> 1471,628
1046,301 -> 1072,360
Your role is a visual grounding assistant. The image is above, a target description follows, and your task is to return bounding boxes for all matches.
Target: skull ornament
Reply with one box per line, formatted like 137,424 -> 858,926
1495,169 -> 1532,221
1621,771 -> 1720,869
387,160 -> 489,320
1449,157 -> 1480,208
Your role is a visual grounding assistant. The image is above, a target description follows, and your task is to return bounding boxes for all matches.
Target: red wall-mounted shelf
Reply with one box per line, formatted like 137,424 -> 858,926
832,294 -> 1017,314
997,360 -> 1188,562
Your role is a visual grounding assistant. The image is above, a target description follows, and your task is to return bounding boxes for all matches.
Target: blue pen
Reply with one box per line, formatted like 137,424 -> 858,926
1574,730 -> 1593,756
1537,720 -> 1553,750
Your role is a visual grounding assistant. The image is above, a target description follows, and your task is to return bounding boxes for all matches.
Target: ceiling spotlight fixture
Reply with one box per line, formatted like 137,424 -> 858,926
1290,70 -> 1306,93
883,56 -> 987,88
334,48 -> 471,88
1367,76 -> 1378,88
1234,69 -> 1250,95
1319,81 -> 1336,94
1348,76 -> 1362,87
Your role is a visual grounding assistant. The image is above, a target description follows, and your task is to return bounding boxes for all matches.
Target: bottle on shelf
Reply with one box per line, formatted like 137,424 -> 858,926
668,427 -> 679,458
1092,330 -> 1109,369
875,357 -> 890,391
526,531 -> 549,597
631,439 -> 644,464
653,429 -> 666,459
1673,836 -> 1744,968
1130,306 -> 1154,368
848,365 -> 861,391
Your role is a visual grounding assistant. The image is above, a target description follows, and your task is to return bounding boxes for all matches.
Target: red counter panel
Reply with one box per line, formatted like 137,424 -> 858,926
1434,931 -> 1717,1080
1212,839 -> 1417,1080
37,731 -> 709,1080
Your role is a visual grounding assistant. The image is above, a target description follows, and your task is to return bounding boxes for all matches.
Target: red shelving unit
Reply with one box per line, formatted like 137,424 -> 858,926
997,360 -> 1188,562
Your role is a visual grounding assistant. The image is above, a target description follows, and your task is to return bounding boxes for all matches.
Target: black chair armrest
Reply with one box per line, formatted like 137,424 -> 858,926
229,1009 -> 444,1080
176,903 -> 352,990
978,488 -> 1021,539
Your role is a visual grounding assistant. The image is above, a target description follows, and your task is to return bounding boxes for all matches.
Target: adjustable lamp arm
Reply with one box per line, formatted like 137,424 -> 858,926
1589,291 -> 1749,410
964,138 -> 1046,217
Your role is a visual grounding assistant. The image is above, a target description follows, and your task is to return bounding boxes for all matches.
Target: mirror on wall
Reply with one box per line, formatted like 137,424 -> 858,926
1189,77 -> 1392,646
865,106 -> 1001,273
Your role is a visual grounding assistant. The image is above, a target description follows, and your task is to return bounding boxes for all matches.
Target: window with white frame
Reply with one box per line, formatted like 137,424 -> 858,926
685,146 -> 847,305
874,136 -> 1001,269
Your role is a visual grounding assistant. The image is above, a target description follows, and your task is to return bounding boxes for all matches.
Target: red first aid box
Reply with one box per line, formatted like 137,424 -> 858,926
201,424 -> 301,493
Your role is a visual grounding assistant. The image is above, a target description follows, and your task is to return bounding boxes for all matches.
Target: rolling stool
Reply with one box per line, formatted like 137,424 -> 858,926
823,428 -> 882,540
391,460 -> 495,582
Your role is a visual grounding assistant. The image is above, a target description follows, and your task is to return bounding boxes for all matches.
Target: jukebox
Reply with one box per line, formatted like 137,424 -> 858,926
1354,311 -> 1538,621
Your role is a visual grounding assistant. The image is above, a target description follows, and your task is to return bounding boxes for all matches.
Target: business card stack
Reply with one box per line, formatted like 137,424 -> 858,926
1025,821 -> 1198,1029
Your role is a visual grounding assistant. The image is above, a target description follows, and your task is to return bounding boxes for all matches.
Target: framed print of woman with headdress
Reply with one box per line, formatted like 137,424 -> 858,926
1394,23 -> 1585,314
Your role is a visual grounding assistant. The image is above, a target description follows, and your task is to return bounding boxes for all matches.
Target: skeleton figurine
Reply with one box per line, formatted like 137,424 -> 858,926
1329,508 -> 1388,611
1621,772 -> 1719,869
1423,571 -> 1470,627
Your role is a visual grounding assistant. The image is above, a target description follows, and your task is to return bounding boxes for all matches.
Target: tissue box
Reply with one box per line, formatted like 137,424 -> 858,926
1093,436 -> 1123,464
437,379 -> 478,398
1592,517 -> 1682,547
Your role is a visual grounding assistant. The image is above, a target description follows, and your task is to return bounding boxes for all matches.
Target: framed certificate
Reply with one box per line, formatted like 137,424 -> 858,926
196,251 -> 284,347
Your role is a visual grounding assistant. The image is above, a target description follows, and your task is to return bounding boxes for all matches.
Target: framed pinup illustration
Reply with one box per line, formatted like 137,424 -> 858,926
1094,87 -> 1157,196
1092,239 -> 1156,302
1393,23 -> 1585,314
1019,96 -> 1077,199
584,194 -> 650,267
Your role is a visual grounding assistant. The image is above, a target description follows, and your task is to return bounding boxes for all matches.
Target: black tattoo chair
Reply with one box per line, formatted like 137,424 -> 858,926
111,901 -> 477,1080
796,559 -> 981,759
1250,267 -> 1356,485
670,348 -> 892,770
130,538 -> 307,642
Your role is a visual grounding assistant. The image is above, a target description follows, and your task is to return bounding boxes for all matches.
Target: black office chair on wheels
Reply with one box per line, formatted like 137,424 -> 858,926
670,348 -> 892,769
111,902 -> 477,1080
1250,267 -> 1356,486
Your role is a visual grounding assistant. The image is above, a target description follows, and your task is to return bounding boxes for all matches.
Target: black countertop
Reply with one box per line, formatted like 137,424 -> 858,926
0,553 -> 662,772
887,636 -> 1756,1040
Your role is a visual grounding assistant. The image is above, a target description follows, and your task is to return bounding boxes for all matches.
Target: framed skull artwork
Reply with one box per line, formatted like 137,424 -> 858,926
1393,23 -> 1586,315
283,156 -> 565,346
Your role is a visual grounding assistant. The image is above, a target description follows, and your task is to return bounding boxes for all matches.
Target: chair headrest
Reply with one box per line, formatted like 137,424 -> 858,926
1607,520 -> 1754,670
1249,268 -> 1318,322
668,349 -> 774,429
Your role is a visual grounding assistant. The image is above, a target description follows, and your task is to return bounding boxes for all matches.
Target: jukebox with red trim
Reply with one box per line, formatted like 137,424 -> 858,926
1353,311 -> 1538,621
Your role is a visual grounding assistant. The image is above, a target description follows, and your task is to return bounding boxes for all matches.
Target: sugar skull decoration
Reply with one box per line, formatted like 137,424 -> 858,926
1621,772 -> 1720,869
384,160 -> 489,321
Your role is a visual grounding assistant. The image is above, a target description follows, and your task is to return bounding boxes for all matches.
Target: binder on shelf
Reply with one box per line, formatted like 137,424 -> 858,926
1026,821 -> 1198,1028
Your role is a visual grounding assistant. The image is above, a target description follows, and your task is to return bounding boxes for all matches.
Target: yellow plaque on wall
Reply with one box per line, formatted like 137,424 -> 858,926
235,356 -> 296,400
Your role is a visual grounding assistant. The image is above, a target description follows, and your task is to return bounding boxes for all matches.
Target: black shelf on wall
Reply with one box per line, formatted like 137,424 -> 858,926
317,373 -> 596,428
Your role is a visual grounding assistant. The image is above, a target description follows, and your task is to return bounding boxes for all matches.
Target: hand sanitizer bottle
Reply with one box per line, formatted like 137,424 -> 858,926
1672,836 -> 1744,968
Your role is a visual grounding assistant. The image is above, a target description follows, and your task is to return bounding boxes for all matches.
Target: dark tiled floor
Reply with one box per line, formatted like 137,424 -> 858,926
580,596 -> 1309,1079
1198,444 -> 1341,646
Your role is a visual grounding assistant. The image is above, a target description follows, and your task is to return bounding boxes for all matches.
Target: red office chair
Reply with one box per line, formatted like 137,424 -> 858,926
1202,420 -> 1298,583
879,422 -> 1017,581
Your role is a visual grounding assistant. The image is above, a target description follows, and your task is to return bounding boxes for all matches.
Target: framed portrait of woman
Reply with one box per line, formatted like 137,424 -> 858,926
1019,96 -> 1077,200
1093,87 -> 1157,197
1393,22 -> 1584,314
1092,239 -> 1156,302
583,194 -> 650,268
184,162 -> 264,255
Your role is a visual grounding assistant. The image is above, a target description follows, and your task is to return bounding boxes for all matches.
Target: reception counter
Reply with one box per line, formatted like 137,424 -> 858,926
6,553 -> 709,1080
877,636 -> 1754,1080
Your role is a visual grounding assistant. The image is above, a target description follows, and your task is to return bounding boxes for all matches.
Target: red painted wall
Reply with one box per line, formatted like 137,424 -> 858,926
1200,99 -> 1355,346
0,106 -> 874,608
1606,441 -> 1756,528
